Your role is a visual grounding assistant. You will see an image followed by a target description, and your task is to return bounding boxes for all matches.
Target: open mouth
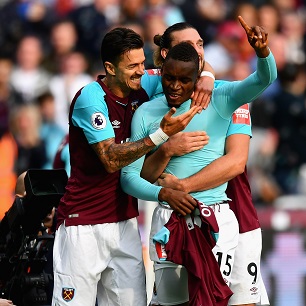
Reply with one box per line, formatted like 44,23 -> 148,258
168,93 -> 181,100
131,76 -> 141,85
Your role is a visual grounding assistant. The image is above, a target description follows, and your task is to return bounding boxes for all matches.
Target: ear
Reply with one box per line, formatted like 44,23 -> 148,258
104,61 -> 116,76
161,48 -> 168,59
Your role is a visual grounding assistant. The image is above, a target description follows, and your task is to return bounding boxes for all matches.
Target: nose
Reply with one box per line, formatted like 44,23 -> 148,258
137,63 -> 145,75
170,80 -> 181,90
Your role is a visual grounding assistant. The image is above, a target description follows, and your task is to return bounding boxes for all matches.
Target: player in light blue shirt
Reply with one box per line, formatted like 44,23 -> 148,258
120,17 -> 277,305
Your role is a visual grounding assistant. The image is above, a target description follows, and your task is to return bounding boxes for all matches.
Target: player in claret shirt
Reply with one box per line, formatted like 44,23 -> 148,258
51,27 -> 202,306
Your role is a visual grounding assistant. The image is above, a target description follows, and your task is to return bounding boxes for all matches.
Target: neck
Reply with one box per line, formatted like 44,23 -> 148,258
103,75 -> 129,98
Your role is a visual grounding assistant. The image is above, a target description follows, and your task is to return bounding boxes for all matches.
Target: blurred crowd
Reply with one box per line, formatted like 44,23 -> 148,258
0,0 -> 305,218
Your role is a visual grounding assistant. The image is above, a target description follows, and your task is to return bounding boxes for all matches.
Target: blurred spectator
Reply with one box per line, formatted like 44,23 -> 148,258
231,2 -> 258,26
272,0 -> 300,12
270,63 -> 306,195
68,0 -> 119,65
0,57 -> 25,137
142,13 -> 167,68
279,10 -> 306,65
36,92 -> 66,169
10,35 -> 51,103
43,18 -> 78,74
49,51 -> 93,132
204,19 -> 245,79
173,0 -> 226,44
0,131 -> 17,220
257,2 -> 281,36
0,0 -> 27,58
0,56 -> 24,219
119,0 -> 145,23
9,104 -> 48,176
143,0 -> 185,27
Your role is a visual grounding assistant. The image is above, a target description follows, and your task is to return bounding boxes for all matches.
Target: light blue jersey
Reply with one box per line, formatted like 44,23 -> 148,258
121,53 -> 277,205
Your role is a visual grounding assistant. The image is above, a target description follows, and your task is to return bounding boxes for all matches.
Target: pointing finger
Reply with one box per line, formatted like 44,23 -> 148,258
238,15 -> 251,33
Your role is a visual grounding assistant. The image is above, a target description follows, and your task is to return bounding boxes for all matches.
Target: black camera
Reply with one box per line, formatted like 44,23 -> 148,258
0,169 -> 68,306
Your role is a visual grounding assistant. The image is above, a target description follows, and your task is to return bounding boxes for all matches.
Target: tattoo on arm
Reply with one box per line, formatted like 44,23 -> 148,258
91,137 -> 154,172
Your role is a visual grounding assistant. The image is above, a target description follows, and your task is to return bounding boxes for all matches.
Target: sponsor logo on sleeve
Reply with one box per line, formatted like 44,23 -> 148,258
232,104 -> 250,125
147,69 -> 161,76
91,112 -> 107,130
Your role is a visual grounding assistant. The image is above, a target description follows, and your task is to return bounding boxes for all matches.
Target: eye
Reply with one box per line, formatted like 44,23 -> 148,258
164,75 -> 174,81
181,78 -> 191,84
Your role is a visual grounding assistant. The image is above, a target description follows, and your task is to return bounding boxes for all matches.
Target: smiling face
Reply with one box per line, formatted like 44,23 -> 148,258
161,57 -> 198,108
170,28 -> 205,72
110,48 -> 145,97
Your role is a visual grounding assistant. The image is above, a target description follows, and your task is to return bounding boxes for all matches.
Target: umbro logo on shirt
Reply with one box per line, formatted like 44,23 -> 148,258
112,120 -> 121,128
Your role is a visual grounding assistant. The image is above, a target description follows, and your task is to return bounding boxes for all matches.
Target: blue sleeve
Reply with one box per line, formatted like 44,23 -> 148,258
226,104 -> 252,137
120,104 -> 162,201
71,84 -> 115,144
141,69 -> 163,99
213,52 -> 277,119
153,227 -> 170,244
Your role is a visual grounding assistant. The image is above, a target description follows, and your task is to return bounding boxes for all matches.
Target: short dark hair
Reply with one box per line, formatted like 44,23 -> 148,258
101,27 -> 144,67
164,42 -> 199,72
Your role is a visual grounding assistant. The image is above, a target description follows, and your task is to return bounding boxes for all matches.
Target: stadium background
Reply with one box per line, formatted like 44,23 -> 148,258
0,0 -> 305,305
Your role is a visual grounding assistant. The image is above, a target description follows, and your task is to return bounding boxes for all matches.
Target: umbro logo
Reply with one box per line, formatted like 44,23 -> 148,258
250,287 -> 258,293
112,120 -> 121,128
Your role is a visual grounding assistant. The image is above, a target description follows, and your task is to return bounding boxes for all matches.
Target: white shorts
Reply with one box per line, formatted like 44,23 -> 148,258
211,203 -> 239,287
229,228 -> 270,305
154,262 -> 188,305
52,218 -> 146,306
149,203 -> 239,304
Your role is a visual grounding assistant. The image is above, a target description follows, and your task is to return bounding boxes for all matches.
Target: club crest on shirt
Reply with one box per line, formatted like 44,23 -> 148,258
62,287 -> 75,301
232,104 -> 250,125
91,112 -> 107,130
131,100 -> 139,112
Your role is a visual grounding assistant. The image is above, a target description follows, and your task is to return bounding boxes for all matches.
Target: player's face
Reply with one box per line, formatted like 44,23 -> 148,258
114,48 -> 145,97
161,58 -> 198,108
170,28 -> 205,72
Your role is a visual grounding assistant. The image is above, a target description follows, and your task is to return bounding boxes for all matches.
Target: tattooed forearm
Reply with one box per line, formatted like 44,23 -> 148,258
91,137 -> 155,173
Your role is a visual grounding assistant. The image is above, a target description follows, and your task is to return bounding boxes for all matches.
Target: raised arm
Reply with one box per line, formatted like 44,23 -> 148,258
214,16 -> 277,119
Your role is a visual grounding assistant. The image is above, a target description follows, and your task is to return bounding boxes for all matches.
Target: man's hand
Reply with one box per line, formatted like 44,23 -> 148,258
238,15 -> 270,58
162,131 -> 209,157
158,173 -> 185,192
190,75 -> 214,110
160,106 -> 201,137
158,187 -> 197,216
